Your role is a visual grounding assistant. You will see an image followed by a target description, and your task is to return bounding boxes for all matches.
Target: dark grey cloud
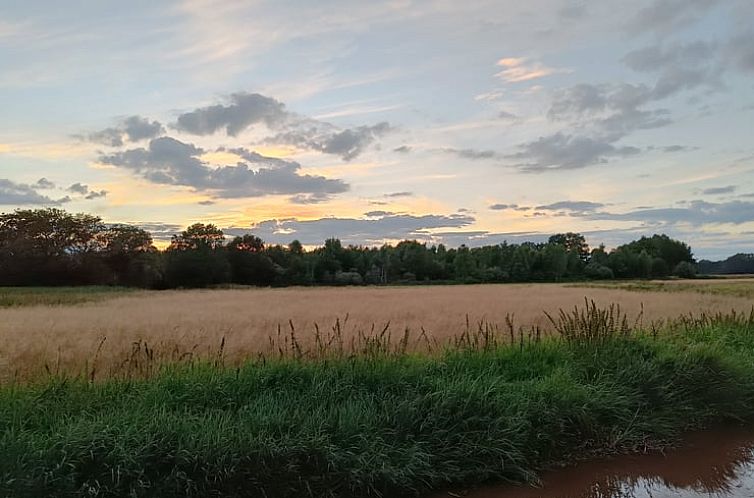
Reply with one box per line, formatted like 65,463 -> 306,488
490,203 -> 513,210
174,93 -> 287,136
535,201 -> 605,212
587,200 -> 754,225
134,222 -> 183,243
33,178 -> 55,189
174,92 -> 392,161
364,210 -> 394,217
626,0 -> 720,35
393,145 -> 412,153
85,190 -> 108,200
442,148 -> 499,160
67,182 -> 89,195
249,212 -> 475,246
701,185 -> 736,195
0,179 -> 68,205
385,191 -> 413,198
270,122 -> 392,161
549,83 -> 673,141
87,115 -> 164,147
558,3 -> 586,20
508,133 -> 640,172
99,137 -> 349,199
658,145 -> 694,153
288,193 -> 332,204
622,40 -> 721,99
726,30 -> 754,72
497,110 -> 518,120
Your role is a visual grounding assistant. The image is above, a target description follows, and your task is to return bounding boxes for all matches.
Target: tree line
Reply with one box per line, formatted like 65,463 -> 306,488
0,208 -> 700,288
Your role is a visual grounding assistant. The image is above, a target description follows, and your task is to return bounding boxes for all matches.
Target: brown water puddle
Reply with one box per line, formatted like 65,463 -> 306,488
435,428 -> 754,498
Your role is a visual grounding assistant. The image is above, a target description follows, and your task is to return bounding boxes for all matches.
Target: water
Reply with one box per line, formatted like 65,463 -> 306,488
439,428 -> 754,498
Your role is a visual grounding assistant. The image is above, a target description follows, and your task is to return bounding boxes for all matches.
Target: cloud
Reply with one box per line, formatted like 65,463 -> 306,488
558,3 -> 586,19
173,93 -> 287,136
87,116 -> 164,147
658,145 -> 693,153
622,40 -> 721,98
548,83 -> 674,140
508,132 -> 640,172
701,185 -> 736,195
99,137 -> 349,199
33,178 -> 55,189
0,178 -> 68,205
496,57 -> 564,83
174,91 -> 392,160
393,145 -> 412,153
85,190 -> 108,200
134,222 -> 183,243
288,192 -> 332,204
269,122 -> 392,161
535,200 -> 606,212
587,200 -> 754,225
67,182 -> 89,195
384,191 -> 413,198
441,147 -> 499,160
490,203 -> 531,211
490,203 -> 513,210
497,110 -> 518,120
625,0 -> 721,35
249,212 -> 475,245
726,30 -> 754,72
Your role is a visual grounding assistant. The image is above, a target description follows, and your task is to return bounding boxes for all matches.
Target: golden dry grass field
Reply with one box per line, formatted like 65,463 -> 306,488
1,280 -> 753,381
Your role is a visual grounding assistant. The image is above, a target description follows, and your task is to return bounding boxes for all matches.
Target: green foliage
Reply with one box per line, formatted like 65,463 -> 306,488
0,208 -> 709,288
1,313 -> 754,497
674,261 -> 698,279
698,253 -> 754,275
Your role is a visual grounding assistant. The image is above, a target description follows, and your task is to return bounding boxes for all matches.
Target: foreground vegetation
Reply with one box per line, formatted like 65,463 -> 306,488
1,304 -> 754,497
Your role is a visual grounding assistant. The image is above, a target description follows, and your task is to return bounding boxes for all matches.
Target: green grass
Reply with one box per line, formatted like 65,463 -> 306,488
0,286 -> 136,308
569,280 -> 754,299
1,309 -> 754,497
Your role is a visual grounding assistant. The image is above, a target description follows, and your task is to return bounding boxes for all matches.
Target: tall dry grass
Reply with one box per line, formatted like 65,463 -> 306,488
0,283 -> 752,381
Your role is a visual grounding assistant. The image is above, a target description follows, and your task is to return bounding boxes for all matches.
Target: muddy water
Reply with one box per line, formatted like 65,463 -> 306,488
439,429 -> 754,498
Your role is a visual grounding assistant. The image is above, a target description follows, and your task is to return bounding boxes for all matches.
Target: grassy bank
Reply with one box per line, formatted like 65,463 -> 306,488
1,307 -> 754,497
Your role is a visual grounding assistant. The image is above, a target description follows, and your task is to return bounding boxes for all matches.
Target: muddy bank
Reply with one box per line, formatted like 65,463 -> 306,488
436,428 -> 754,498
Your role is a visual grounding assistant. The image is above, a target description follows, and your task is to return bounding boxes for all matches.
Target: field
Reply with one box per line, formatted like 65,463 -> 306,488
570,277 -> 754,299
1,282 -> 753,381
1,282 -> 754,497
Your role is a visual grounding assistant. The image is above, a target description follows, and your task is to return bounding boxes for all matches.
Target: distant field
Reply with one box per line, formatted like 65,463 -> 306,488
1,282 -> 753,381
0,286 -> 136,308
570,277 -> 754,299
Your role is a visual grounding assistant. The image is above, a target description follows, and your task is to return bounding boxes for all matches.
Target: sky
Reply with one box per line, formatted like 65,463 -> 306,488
1,0 -> 753,260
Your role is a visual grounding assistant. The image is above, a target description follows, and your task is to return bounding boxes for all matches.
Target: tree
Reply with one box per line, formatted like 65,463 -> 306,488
622,235 -> 693,269
674,261 -> 697,279
169,223 -> 225,251
165,224 -> 229,287
98,224 -> 159,286
226,235 -> 277,286
548,233 -> 589,261
0,209 -> 104,285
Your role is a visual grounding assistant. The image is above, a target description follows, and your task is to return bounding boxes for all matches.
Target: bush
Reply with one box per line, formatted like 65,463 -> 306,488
674,261 -> 697,279
584,262 -> 614,280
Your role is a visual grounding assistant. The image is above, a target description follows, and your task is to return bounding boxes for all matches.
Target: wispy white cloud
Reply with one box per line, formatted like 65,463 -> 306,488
495,57 -> 567,83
